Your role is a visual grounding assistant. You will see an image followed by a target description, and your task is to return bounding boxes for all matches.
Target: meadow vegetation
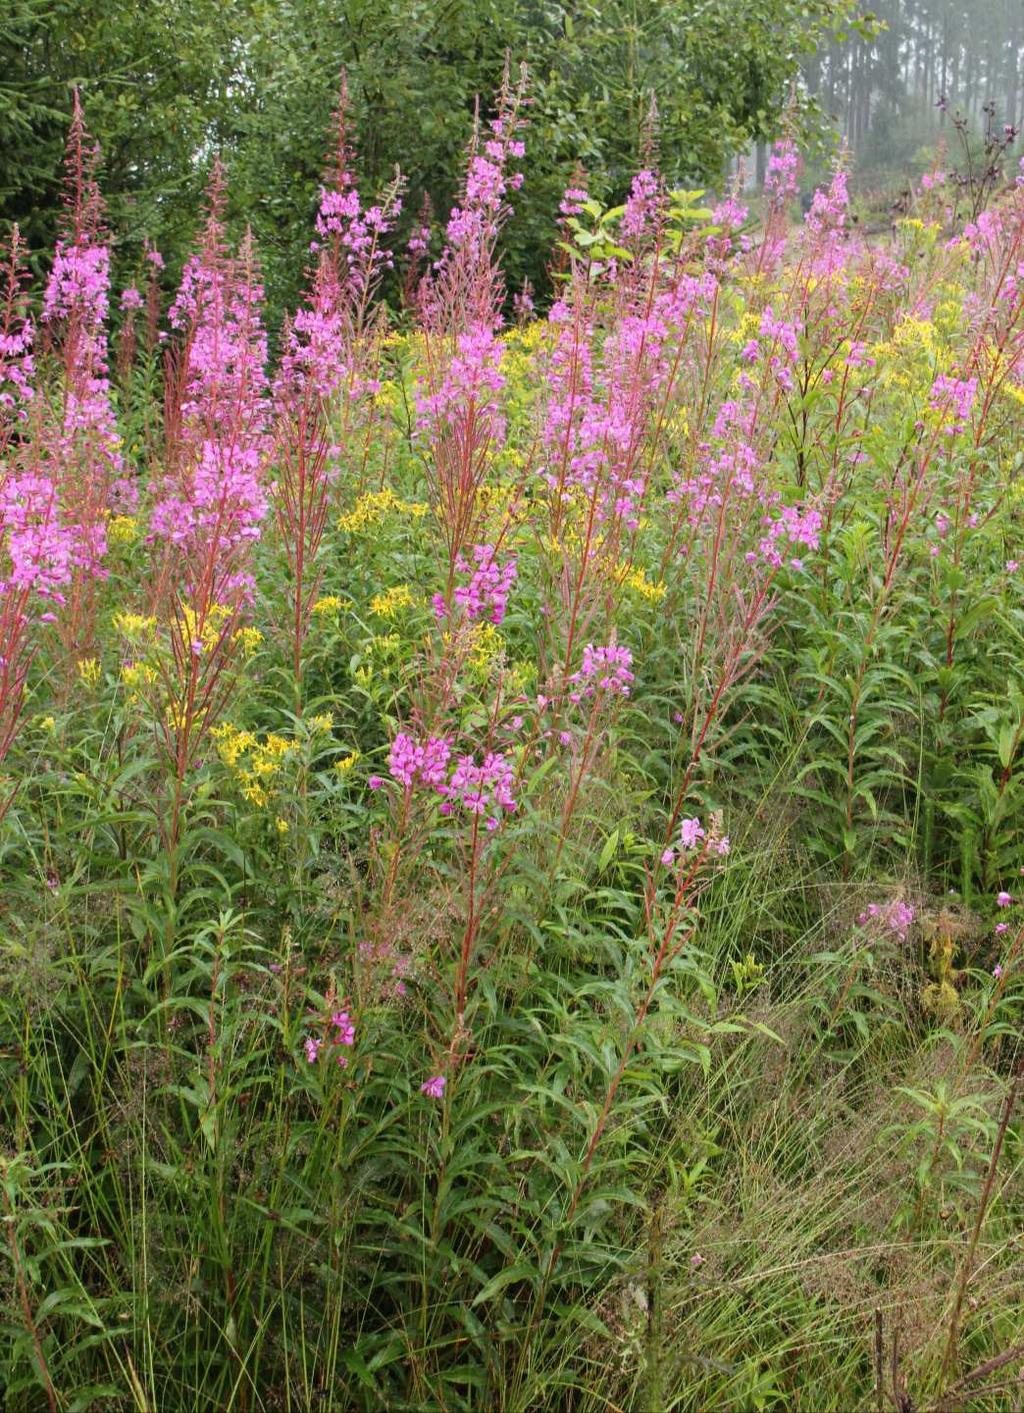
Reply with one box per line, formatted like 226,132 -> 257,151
1,69 -> 1023,1412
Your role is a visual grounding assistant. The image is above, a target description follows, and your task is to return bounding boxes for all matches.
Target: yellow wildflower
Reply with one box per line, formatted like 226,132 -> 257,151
233,627 -> 264,657
212,723 -> 297,807
107,515 -> 139,545
338,489 -> 428,533
77,658 -> 101,688
507,660 -> 536,694
620,566 -> 666,603
370,584 -> 415,618
179,602 -> 232,654
467,622 -> 505,677
120,662 -> 159,701
312,595 -> 342,617
113,612 -> 157,641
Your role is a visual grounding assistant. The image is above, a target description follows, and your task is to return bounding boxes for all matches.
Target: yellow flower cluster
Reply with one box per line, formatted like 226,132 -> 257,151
619,565 -> 667,602
107,515 -> 139,546
120,662 -> 158,701
337,488 -> 428,533
370,633 -> 402,659
873,316 -> 946,396
476,483 -> 520,518
466,622 -> 505,677
77,658 -> 101,688
502,321 -> 548,351
370,584 -> 415,618
180,602 -> 232,655
506,659 -> 536,695
233,627 -> 264,657
113,613 -> 157,641
211,723 -> 298,808
730,311 -> 761,346
335,750 -> 360,773
372,382 -> 402,412
308,713 -> 333,734
312,595 -> 342,617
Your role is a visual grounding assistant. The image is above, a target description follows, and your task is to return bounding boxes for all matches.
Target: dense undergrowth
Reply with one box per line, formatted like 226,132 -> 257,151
1,71 -> 1023,1412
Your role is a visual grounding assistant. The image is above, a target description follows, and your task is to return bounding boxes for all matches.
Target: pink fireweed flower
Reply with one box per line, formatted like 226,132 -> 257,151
621,168 -> 664,245
559,184 -> 590,220
995,922 -> 1009,935
154,175 -> 270,595
421,1074 -> 446,1099
330,1010 -> 355,1046
570,643 -> 634,698
512,282 -> 534,323
929,373 -> 977,434
388,732 -> 453,791
441,751 -> 517,829
707,191 -> 749,267
304,1037 -> 321,1063
803,162 -> 851,275
415,320 -> 506,447
857,899 -> 916,942
427,68 -> 527,289
0,228 -> 35,452
435,544 -> 517,624
0,473 -> 96,600
993,965 -> 1004,979
764,137 -> 799,204
752,503 -> 822,570
407,223 -> 431,257
42,107 -> 129,517
663,817 -> 729,871
997,891 -> 1013,907
284,84 -> 402,401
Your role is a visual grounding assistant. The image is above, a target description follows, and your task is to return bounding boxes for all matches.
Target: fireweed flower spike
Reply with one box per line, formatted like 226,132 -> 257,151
569,643 -> 634,699
857,900 -> 916,943
272,82 -> 403,694
155,178 -> 270,590
433,544 -> 517,625
43,93 -> 128,520
420,1075 -> 446,1100
0,228 -> 35,457
0,229 -> 91,777
388,733 -> 453,792
414,63 -> 527,575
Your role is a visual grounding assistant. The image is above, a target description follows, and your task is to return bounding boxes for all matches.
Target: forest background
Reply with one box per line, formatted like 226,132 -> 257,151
4,1 -> 1021,328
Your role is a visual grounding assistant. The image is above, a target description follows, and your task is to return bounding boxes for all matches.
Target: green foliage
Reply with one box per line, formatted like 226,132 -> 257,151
1,0 -> 855,318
